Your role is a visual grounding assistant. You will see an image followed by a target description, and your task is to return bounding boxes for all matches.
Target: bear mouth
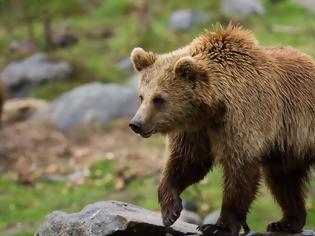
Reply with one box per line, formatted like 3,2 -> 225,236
140,130 -> 154,138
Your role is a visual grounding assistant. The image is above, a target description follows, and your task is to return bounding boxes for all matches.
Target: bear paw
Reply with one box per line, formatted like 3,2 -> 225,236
158,184 -> 183,227
161,196 -> 182,227
197,224 -> 236,236
267,221 -> 302,234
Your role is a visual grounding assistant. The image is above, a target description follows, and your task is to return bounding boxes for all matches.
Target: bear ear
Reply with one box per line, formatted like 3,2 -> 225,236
130,47 -> 157,72
174,56 -> 207,81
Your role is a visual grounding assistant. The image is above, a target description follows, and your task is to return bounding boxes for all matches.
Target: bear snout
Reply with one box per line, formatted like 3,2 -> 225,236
129,120 -> 142,134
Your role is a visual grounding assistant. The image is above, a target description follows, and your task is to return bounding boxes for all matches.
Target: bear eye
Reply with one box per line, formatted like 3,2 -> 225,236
152,96 -> 166,108
139,95 -> 143,103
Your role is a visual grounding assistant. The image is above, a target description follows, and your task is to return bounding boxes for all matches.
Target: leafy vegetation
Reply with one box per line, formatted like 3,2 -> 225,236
0,0 -> 84,49
0,0 -> 314,99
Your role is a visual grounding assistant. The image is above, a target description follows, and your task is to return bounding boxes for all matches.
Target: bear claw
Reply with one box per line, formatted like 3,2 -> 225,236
197,224 -> 234,236
162,198 -> 182,227
267,221 -> 302,234
163,209 -> 179,226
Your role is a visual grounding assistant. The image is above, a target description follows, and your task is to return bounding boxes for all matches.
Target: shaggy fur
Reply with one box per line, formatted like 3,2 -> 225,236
129,24 -> 315,235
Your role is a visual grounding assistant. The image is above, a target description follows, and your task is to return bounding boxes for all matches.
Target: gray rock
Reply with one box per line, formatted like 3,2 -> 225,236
291,0 -> 315,12
127,74 -> 139,90
221,0 -> 265,18
203,210 -> 220,225
36,200 -> 314,236
36,200 -> 200,236
244,231 -> 315,236
54,34 -> 79,48
169,9 -> 210,31
182,200 -> 198,212
203,211 -> 314,236
0,53 -> 72,98
31,82 -> 139,130
178,209 -> 202,225
67,169 -> 90,185
41,175 -> 66,183
2,98 -> 48,124
117,58 -> 133,71
41,169 -> 89,184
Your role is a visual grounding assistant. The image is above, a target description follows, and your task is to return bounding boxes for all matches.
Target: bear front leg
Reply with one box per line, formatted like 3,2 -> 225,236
199,161 -> 260,235
158,130 -> 213,226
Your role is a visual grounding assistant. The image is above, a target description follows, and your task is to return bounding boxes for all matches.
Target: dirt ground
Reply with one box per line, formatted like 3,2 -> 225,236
0,118 -> 165,184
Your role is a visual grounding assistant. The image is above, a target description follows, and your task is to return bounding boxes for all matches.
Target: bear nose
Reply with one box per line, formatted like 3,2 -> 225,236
129,121 -> 142,134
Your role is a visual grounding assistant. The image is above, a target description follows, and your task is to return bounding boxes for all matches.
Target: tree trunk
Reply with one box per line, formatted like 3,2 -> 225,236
26,19 -> 36,48
137,0 -> 150,32
21,0 -> 36,48
43,18 -> 54,50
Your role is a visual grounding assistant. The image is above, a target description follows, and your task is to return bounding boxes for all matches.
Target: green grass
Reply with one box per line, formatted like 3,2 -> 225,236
1,161 -> 314,235
31,81 -> 79,100
0,160 -> 115,236
184,167 -> 315,231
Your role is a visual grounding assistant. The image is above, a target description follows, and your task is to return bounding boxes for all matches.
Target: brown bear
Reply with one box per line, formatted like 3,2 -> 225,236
129,24 -> 315,235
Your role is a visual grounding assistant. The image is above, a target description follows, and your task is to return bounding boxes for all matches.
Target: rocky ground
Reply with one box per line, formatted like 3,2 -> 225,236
36,201 -> 315,236
36,201 -> 200,236
0,117 -> 164,185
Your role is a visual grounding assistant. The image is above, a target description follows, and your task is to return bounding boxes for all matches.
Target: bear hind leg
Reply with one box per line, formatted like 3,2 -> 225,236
262,151 -> 313,233
198,161 -> 260,235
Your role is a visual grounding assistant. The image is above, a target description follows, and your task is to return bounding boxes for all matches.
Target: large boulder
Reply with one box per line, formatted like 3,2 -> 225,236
178,209 -> 202,225
127,74 -> 139,90
203,210 -> 220,225
169,9 -> 210,31
0,53 -> 72,98
36,201 -> 200,236
179,200 -> 202,225
221,0 -> 265,18
2,98 -> 48,124
116,58 -> 133,71
291,0 -> 315,12
36,201 -> 315,236
31,82 -> 138,130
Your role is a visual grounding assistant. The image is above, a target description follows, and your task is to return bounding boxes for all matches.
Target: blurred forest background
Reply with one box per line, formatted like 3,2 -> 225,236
0,0 -> 314,235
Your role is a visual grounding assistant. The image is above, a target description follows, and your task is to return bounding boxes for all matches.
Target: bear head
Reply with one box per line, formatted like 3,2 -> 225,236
129,47 -> 212,138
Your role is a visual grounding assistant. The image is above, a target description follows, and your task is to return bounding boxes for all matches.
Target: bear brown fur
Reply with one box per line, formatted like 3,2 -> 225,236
129,24 -> 315,235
